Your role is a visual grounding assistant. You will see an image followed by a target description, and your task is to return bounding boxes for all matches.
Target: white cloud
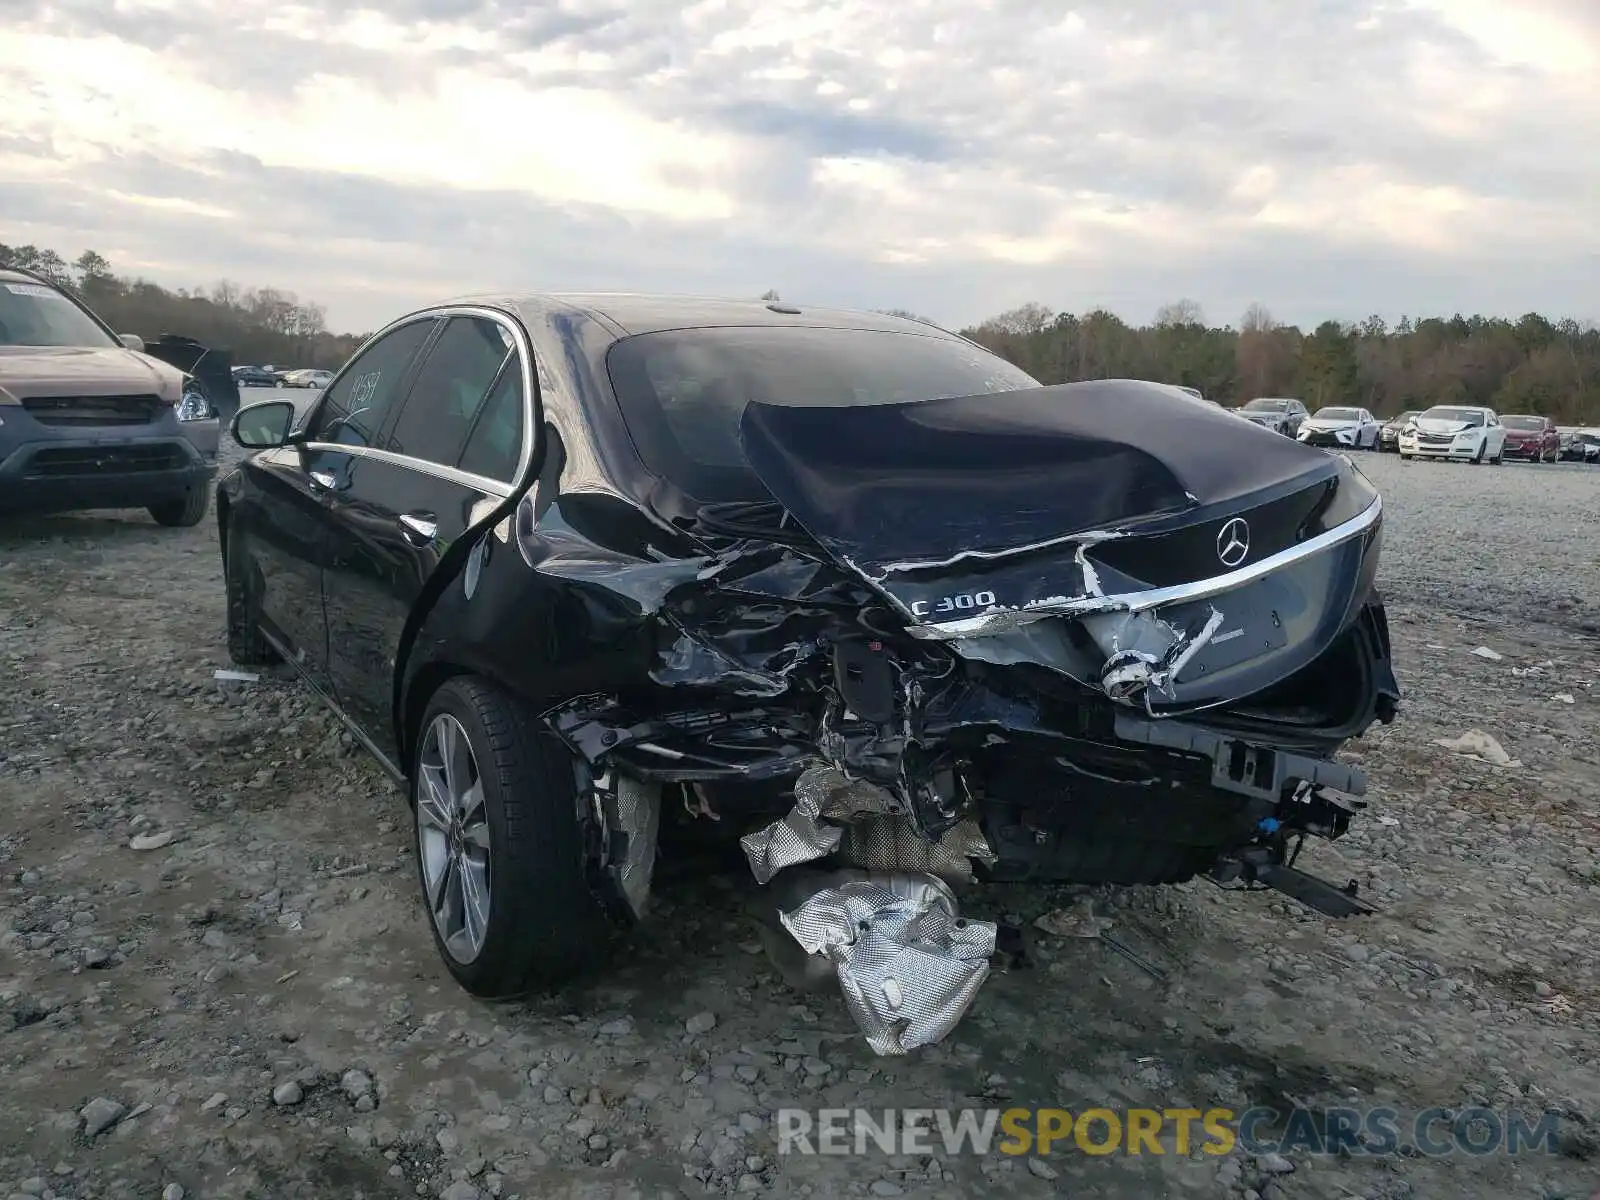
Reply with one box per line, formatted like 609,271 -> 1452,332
0,0 -> 1596,331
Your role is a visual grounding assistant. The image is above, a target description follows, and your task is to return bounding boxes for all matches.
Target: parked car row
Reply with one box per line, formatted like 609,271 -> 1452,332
1229,396 -> 1594,466
231,365 -> 334,389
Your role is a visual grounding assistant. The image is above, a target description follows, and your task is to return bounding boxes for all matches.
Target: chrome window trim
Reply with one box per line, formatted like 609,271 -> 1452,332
305,304 -> 536,495
300,442 -> 515,498
907,494 -> 1383,641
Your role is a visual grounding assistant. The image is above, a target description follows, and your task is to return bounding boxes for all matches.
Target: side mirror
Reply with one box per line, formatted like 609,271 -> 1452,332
231,399 -> 299,449
119,333 -> 145,352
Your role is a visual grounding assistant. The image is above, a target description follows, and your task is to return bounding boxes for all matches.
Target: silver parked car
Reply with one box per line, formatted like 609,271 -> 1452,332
1236,397 -> 1308,437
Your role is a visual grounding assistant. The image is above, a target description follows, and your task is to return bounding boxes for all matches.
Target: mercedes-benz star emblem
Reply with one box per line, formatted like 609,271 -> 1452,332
1216,517 -> 1250,567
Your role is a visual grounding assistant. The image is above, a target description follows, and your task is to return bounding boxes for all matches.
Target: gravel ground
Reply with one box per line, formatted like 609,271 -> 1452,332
2,443 -> 1598,1200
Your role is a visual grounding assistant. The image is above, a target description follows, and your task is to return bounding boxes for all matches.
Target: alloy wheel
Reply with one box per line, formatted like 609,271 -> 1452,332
416,713 -> 492,964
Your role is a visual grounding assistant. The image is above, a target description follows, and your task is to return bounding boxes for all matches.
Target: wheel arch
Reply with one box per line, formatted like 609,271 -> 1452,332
398,660 -> 474,782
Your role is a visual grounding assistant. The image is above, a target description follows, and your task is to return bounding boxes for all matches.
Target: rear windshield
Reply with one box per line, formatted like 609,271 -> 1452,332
0,280 -> 118,348
1243,398 -> 1292,412
1314,407 -> 1360,420
1421,406 -> 1485,425
605,326 -> 1042,500
1501,416 -> 1545,430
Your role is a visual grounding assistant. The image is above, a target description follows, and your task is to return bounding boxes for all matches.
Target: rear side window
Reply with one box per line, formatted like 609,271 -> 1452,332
308,318 -> 438,447
458,362 -> 526,483
605,326 -> 1041,501
384,316 -> 514,467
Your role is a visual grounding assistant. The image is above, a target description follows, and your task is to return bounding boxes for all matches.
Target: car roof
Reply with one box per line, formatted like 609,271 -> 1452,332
0,267 -> 60,287
433,291 -> 963,340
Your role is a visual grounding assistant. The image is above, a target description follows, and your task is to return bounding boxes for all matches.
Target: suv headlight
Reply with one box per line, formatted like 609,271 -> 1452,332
176,379 -> 214,422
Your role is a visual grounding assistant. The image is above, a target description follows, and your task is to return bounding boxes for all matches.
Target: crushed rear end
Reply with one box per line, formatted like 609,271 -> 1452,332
542,380 -> 1401,1054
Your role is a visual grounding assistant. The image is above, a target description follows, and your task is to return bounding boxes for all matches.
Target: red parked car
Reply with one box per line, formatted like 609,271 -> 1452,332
1500,414 -> 1560,462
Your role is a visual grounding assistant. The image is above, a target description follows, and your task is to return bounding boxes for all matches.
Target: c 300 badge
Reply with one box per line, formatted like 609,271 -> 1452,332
910,590 -> 998,617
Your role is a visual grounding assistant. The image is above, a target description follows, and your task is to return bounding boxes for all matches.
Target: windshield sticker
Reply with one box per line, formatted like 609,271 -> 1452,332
349,371 -> 381,407
4,283 -> 54,297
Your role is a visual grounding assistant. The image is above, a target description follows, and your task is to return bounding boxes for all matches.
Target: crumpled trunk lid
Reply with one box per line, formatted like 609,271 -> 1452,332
738,380 -> 1340,624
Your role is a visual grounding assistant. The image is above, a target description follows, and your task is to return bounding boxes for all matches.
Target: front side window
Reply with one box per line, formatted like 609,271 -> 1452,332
0,280 -> 118,348
606,326 -> 1041,500
308,318 -> 438,446
383,316 -> 514,467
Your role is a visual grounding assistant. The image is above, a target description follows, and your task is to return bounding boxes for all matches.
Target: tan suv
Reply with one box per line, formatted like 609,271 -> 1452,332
0,267 -> 219,525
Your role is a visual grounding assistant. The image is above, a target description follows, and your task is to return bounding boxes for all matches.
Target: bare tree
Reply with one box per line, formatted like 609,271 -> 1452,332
1239,303 -> 1277,333
1153,299 -> 1206,328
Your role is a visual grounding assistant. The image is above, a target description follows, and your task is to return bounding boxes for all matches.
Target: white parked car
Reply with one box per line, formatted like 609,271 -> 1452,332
1296,406 -> 1381,450
1398,405 -> 1507,464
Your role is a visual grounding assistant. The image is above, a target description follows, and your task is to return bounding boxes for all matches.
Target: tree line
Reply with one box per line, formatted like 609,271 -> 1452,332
958,300 -> 1600,423
6,248 -> 1594,422
0,243 -> 367,370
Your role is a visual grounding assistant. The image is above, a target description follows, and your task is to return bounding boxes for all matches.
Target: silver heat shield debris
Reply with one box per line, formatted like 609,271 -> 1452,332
836,816 -> 997,886
739,764 -> 895,885
777,872 -> 996,1056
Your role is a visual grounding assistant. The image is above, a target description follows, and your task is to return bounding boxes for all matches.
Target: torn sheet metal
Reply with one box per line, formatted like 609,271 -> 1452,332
777,872 -> 996,1056
739,764 -> 894,884
1085,604 -> 1227,709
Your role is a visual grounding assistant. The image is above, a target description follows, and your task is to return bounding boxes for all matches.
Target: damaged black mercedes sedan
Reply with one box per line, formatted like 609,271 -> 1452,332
218,295 -> 1400,1053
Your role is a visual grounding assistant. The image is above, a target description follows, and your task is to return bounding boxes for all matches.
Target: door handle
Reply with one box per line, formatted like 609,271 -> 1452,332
399,512 -> 438,542
309,469 -> 337,490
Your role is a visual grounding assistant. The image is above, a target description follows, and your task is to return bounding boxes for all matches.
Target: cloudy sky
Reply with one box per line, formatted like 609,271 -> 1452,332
2,0 -> 1596,335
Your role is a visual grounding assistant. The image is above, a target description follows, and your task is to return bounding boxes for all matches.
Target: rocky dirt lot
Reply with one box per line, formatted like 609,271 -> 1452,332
2,447 -> 1598,1200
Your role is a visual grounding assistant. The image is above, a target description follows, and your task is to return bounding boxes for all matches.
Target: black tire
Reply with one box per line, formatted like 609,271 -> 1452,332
411,676 -> 616,998
224,526 -> 279,666
148,484 -> 210,527
1471,442 -> 1485,465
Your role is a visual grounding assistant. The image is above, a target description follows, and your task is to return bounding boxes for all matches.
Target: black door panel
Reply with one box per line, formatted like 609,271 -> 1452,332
237,446 -> 335,692
323,457 -> 494,762
319,314 -> 524,766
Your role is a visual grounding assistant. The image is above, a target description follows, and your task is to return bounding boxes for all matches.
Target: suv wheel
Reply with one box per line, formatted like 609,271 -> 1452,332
411,677 -> 618,998
149,485 -> 210,527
